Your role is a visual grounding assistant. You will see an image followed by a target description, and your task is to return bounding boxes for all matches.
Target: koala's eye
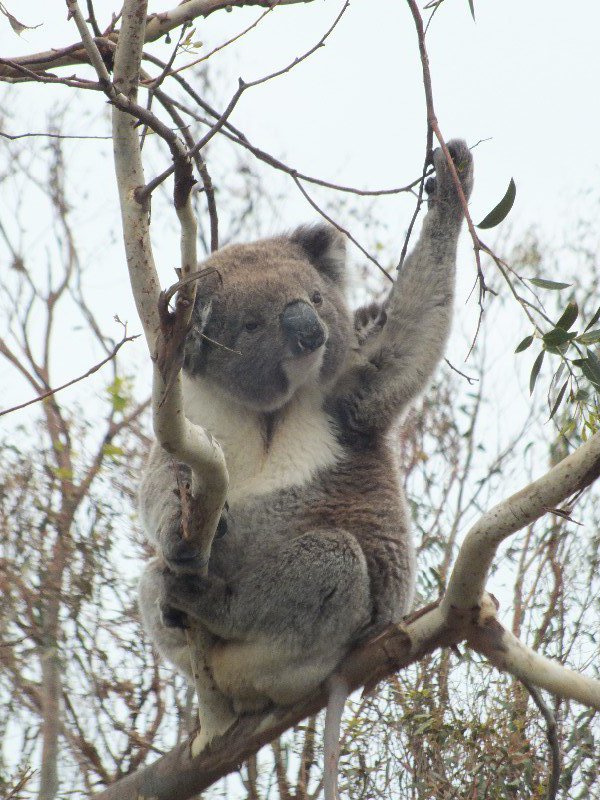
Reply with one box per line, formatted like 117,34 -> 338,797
312,291 -> 323,306
244,320 -> 260,333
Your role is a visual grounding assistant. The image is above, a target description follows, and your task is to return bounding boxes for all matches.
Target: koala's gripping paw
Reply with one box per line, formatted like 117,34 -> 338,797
159,515 -> 208,574
160,569 -> 210,625
425,139 -> 474,210
159,508 -> 228,574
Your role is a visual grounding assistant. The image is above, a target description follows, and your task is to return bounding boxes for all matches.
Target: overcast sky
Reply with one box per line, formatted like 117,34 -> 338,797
2,0 -> 600,420
2,5 -> 600,782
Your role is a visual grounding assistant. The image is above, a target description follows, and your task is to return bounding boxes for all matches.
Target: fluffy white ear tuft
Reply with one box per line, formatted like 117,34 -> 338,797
290,224 -> 347,284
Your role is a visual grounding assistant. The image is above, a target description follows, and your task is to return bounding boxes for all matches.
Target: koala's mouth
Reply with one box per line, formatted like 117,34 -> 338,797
281,345 -> 324,390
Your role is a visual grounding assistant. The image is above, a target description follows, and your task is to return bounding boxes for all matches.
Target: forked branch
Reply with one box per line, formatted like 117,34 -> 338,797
93,432 -> 600,799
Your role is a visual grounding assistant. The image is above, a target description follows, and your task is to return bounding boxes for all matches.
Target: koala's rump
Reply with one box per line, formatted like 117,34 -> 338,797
209,639 -> 343,711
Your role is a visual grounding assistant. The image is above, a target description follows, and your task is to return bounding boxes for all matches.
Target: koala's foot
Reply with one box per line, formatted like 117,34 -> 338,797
160,506 -> 228,574
425,139 -> 474,210
160,602 -> 190,630
160,568 -> 223,627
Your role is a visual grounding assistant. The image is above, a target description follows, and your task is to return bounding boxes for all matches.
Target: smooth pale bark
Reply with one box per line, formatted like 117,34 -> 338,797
65,1 -> 600,797
443,430 -> 600,613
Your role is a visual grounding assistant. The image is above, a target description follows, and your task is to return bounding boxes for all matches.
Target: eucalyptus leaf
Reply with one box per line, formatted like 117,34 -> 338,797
549,379 -> 569,421
588,349 -> 600,381
573,356 -> 600,389
530,278 -> 572,291
576,329 -> 600,346
585,305 -> 600,332
476,178 -> 516,229
556,301 -> 578,331
543,328 -> 575,348
529,350 -> 544,394
515,335 -> 534,353
468,0 -> 476,20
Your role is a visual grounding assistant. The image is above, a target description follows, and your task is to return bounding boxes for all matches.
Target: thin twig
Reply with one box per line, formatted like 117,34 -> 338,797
139,1 -> 351,198
444,358 -> 478,385
292,175 -> 392,282
0,334 -> 139,418
144,51 -> 426,198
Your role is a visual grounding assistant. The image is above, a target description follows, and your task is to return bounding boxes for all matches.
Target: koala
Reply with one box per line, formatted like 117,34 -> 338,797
138,141 -> 473,743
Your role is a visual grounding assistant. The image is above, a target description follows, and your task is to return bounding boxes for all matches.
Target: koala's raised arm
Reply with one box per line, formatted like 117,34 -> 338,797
331,140 -> 474,436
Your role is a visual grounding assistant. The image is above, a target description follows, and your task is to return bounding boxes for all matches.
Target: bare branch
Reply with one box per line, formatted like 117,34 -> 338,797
522,680 -> 561,800
0,0 -> 314,80
468,610 -> 600,711
0,332 -> 139,418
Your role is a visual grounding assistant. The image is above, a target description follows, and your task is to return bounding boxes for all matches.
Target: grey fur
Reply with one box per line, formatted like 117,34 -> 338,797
138,141 -> 474,713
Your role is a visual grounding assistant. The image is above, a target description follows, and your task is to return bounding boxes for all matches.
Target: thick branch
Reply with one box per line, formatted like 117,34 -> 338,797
468,609 -> 600,710
0,0 -> 313,80
442,430 -> 600,612
94,605 -> 454,800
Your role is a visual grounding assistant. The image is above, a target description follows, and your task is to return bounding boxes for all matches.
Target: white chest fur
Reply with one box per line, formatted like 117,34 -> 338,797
182,375 -> 342,503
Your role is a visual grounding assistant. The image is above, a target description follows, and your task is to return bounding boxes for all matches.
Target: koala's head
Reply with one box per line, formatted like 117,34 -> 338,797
183,225 -> 353,412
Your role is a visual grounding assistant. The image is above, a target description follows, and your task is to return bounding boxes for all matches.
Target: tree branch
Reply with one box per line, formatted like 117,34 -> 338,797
442,429 -> 600,613
0,0 -> 314,80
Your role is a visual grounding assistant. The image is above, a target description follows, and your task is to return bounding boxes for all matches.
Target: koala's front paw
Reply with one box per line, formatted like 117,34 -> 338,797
160,515 -> 207,574
426,139 -> 474,209
160,569 -> 209,622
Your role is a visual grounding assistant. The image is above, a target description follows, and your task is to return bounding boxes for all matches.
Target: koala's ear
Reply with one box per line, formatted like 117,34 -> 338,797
290,224 -> 346,284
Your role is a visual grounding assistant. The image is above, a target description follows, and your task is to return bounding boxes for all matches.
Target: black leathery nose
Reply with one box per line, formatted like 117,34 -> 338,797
281,300 -> 325,354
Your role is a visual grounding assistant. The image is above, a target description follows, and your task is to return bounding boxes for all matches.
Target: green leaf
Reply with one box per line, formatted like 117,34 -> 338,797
577,329 -> 600,346
529,277 -> 572,291
549,379 -> 569,420
588,350 -> 600,383
515,334 -> 534,353
542,328 -> 575,349
106,375 -> 132,414
476,178 -> 516,229
468,0 -> 476,20
556,301 -> 578,331
529,350 -> 544,394
573,356 -> 600,389
102,443 -> 125,460
584,305 -> 600,332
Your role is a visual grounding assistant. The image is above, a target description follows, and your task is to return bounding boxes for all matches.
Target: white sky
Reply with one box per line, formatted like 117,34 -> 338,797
2,0 -> 600,456
2,2 -> 600,785
6,0 -> 600,230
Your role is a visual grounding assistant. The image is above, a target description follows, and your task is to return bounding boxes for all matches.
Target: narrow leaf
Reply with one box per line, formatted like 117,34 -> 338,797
468,0 -> 476,21
1,8 -> 41,35
585,305 -> 600,332
515,334 -> 534,353
574,357 -> 600,389
588,350 -> 600,384
577,329 -> 600,345
476,178 -> 516,229
530,277 -> 572,291
549,379 -> 569,420
556,301 -> 578,331
529,350 -> 544,394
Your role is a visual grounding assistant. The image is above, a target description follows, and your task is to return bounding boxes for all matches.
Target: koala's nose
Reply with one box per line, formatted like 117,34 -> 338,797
281,300 -> 326,354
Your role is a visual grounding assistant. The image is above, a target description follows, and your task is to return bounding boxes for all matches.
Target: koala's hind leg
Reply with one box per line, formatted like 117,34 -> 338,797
161,529 -> 374,705
138,559 -> 195,678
